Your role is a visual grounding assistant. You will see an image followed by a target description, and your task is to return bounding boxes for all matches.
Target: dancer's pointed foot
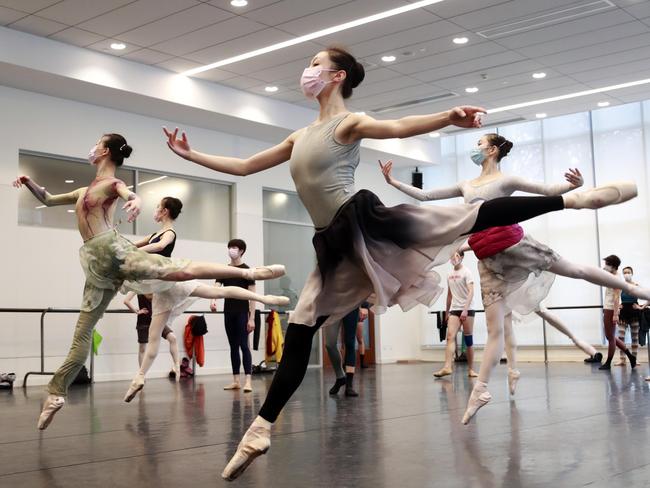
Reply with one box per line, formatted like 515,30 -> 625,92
124,375 -> 145,402
433,367 -> 453,378
508,369 -> 521,395
462,382 -> 491,425
564,181 -> 637,210
222,425 -> 271,481
246,265 -> 285,281
584,352 -> 603,363
223,382 -> 241,391
468,369 -> 479,378
37,394 -> 65,430
262,295 -> 290,307
173,362 -> 181,383
629,353 -> 637,369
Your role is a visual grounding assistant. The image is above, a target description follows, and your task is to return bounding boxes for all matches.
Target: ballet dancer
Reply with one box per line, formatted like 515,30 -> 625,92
380,132 -> 643,423
14,133 -> 286,430
164,47 -> 635,479
123,196 -> 184,376
616,266 -> 643,366
326,307 -> 362,397
433,251 -> 478,378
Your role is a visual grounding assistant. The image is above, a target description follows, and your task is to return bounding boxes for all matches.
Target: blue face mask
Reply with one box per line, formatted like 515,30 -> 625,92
470,147 -> 486,166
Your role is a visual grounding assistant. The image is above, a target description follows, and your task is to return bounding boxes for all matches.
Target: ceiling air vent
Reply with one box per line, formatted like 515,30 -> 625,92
371,92 -> 458,114
477,0 -> 615,39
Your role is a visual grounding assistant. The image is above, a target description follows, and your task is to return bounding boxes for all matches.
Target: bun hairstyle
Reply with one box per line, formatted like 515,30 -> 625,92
326,46 -> 365,99
485,133 -> 514,162
102,133 -> 133,166
161,196 -> 183,220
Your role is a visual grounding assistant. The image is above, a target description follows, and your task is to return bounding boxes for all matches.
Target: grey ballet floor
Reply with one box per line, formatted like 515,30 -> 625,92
1,362 -> 649,488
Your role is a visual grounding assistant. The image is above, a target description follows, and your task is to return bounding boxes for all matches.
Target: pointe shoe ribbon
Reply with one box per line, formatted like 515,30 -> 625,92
37,394 -> 65,430
222,425 -> 271,481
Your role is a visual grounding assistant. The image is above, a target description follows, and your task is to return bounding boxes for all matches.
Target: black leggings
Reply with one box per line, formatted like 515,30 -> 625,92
224,311 -> 252,375
258,195 -> 565,423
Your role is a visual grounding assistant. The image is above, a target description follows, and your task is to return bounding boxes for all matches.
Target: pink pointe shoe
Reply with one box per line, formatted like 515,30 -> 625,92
221,425 -> 271,481
462,382 -> 492,425
37,394 -> 65,430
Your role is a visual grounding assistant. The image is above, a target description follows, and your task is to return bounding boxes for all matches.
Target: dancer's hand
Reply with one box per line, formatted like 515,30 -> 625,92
247,319 -> 255,333
163,127 -> 192,160
123,195 -> 142,222
460,310 -> 468,322
137,308 -> 149,315
359,307 -> 368,321
378,160 -> 395,184
210,300 -> 217,312
12,175 -> 30,188
564,168 -> 583,188
613,314 -> 619,325
448,106 -> 487,128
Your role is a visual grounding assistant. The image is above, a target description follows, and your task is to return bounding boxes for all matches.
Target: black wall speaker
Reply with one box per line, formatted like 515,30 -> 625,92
411,170 -> 423,189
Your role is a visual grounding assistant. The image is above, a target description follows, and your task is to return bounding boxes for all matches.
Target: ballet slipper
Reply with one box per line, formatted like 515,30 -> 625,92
468,369 -> 479,378
222,425 -> 271,481
508,369 -> 521,395
263,295 -> 290,307
245,265 -> 285,281
462,382 -> 491,425
223,382 -> 241,390
124,375 -> 145,402
243,382 -> 252,393
564,181 -> 637,210
433,367 -> 453,378
37,394 -> 65,430
614,359 -> 626,367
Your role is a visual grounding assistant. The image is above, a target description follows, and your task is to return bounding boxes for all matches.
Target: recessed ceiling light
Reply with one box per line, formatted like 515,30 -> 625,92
532,72 -> 546,79
597,101 -> 610,107
182,0 -> 446,75
231,0 -> 248,6
381,55 -> 396,62
110,42 -> 126,51
465,87 -> 478,93
265,86 -> 279,93
488,77 -> 650,114
65,179 -> 74,184
429,132 -> 441,138
535,113 -> 547,118
453,37 -> 468,44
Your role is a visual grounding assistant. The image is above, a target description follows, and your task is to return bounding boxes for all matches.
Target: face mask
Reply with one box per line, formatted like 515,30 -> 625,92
228,248 -> 241,260
300,67 -> 337,99
624,273 -> 633,282
469,148 -> 486,166
88,145 -> 98,164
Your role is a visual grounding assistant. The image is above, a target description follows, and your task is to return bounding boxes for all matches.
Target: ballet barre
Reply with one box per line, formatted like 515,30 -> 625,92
430,305 -> 606,363
0,308 -> 287,388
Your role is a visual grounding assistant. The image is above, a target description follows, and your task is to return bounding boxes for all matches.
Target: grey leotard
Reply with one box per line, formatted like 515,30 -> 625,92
289,113 -> 360,228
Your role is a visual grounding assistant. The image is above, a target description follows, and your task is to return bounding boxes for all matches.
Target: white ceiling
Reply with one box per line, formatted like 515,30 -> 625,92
3,0 -> 650,131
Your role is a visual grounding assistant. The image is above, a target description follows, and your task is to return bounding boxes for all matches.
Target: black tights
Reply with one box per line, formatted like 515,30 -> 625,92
258,195 -> 566,423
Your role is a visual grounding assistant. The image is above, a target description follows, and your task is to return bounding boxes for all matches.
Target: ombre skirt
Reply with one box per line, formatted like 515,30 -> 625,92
290,190 -> 481,328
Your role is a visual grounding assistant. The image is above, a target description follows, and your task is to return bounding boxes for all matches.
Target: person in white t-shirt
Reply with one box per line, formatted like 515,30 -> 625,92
434,251 -> 478,378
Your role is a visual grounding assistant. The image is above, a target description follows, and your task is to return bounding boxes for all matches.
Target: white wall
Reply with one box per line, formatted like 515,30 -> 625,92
0,84 -> 429,385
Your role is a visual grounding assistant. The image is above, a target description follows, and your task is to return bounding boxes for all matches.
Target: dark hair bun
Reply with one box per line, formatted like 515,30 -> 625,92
501,140 -> 513,158
162,196 -> 183,220
120,144 -> 133,158
350,61 -> 365,88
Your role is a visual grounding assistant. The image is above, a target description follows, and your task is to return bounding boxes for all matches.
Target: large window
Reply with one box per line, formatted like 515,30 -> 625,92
18,152 -> 231,242
262,189 -> 320,366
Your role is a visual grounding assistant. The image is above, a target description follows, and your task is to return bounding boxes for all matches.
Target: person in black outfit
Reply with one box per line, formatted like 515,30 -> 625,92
211,239 -> 256,392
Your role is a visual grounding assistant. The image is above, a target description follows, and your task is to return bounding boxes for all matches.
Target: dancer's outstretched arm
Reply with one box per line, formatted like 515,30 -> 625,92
114,180 -> 141,222
13,175 -> 82,206
341,106 -> 486,141
164,127 -> 296,176
379,160 -> 462,201
506,169 -> 583,196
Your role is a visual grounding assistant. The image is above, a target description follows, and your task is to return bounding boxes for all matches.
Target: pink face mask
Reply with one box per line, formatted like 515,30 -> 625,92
300,67 -> 338,99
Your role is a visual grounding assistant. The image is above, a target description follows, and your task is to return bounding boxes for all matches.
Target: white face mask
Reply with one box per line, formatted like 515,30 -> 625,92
228,248 -> 241,260
623,273 -> 633,282
88,145 -> 98,164
300,67 -> 337,99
